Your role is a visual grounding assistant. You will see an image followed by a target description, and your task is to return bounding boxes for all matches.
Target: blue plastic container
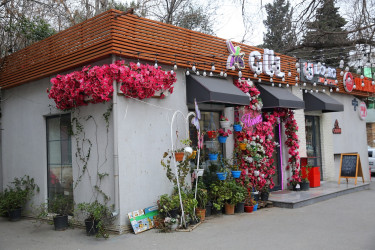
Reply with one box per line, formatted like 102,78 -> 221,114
208,153 -> 218,161
218,136 -> 227,143
216,172 -> 227,181
231,170 -> 242,178
253,203 -> 258,211
233,124 -> 242,132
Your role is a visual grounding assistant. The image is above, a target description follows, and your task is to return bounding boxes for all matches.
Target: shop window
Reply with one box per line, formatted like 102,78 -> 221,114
46,114 -> 73,205
189,111 -> 224,161
305,116 -> 323,180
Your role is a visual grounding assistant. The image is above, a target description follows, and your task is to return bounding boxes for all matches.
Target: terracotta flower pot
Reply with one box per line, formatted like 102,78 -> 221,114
175,152 -> 184,162
196,208 -> 206,221
239,143 -> 247,150
224,203 -> 235,215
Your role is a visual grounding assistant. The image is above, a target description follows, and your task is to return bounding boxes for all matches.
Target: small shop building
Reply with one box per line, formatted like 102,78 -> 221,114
0,9 -> 372,232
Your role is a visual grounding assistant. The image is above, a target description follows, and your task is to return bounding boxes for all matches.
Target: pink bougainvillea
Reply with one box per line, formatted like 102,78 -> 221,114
233,78 -> 301,190
47,61 -> 176,110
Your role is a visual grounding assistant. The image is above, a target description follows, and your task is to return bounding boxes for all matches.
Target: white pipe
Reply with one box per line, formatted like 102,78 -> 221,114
112,55 -> 120,229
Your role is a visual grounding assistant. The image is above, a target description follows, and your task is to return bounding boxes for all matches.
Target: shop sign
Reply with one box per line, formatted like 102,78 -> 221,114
238,108 -> 262,135
332,119 -> 342,134
343,72 -> 354,92
299,60 -> 337,86
226,40 -> 284,78
359,101 -> 367,120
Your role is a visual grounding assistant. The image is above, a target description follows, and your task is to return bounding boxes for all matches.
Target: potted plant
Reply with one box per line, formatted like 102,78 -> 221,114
37,194 -> 74,231
0,175 -> 39,221
223,180 -> 245,215
215,160 -> 229,180
230,165 -> 242,179
195,186 -> 208,221
219,115 -> 231,128
234,183 -> 247,213
260,186 -> 270,201
208,151 -> 219,161
217,128 -> 232,143
300,166 -> 311,191
206,130 -> 217,139
158,194 -> 180,219
209,182 -> 226,215
77,201 -> 115,238
244,192 -> 255,213
233,121 -> 243,132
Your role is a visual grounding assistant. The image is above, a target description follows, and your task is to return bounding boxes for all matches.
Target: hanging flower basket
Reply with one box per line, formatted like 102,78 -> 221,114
194,169 -> 205,177
233,124 -> 242,132
175,152 -> 184,162
207,131 -> 217,139
218,136 -> 227,143
208,153 -> 218,161
231,170 -> 242,178
220,121 -> 231,128
216,172 -> 227,181
239,143 -> 247,150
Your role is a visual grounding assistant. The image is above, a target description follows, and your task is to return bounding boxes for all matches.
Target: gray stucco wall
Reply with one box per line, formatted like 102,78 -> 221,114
331,93 -> 369,182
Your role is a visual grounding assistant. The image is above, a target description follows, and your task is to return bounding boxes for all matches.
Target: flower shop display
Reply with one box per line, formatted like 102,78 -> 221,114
48,61 -> 176,110
219,115 -> 231,128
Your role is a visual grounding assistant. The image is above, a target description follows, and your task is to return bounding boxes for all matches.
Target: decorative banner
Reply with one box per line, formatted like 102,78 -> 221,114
299,60 -> 337,86
332,119 -> 342,134
343,72 -> 354,92
226,40 -> 245,70
359,101 -> 367,120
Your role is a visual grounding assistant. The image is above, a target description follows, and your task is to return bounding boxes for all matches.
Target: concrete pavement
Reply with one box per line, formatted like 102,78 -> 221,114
1,182 -> 375,250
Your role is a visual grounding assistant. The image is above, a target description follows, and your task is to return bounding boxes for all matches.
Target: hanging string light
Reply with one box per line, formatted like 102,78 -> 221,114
209,71 -> 213,77
336,87 -> 340,91
295,82 -> 299,87
286,83 -> 289,87
186,69 -> 190,76
192,63 -> 196,72
203,70 -> 207,77
154,60 -> 158,69
238,70 -> 242,77
211,63 -> 215,71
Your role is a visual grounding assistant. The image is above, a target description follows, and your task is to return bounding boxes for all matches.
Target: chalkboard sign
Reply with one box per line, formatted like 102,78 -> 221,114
340,155 -> 357,177
338,153 -> 364,185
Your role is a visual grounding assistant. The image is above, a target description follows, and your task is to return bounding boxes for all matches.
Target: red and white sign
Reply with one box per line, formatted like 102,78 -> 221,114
343,72 -> 354,92
359,101 -> 367,120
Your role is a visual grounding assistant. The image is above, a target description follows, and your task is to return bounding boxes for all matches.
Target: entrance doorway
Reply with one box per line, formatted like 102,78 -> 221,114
271,124 -> 282,191
305,116 -> 323,180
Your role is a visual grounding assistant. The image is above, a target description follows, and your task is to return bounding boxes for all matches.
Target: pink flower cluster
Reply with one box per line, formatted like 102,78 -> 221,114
118,62 -> 176,100
48,61 -> 176,110
217,128 -> 232,137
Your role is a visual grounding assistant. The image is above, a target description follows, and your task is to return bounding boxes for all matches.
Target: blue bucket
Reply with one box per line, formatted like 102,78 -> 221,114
233,124 -> 242,131
218,136 -> 227,143
208,153 -> 218,161
253,203 -> 258,211
216,172 -> 227,181
231,170 -> 242,178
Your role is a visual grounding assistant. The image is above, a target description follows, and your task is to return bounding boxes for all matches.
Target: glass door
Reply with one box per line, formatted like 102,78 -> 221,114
305,116 -> 323,180
271,124 -> 282,191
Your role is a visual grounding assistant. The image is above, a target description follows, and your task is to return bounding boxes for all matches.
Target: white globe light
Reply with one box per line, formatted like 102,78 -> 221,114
323,89 -> 326,93
137,61 -> 141,67
340,71 -> 344,76
316,89 -> 318,93
171,69 -> 174,74
186,70 -> 190,76
154,62 -> 158,68
372,81 -> 375,85
313,82 -> 316,86
231,66 -> 235,70
196,70 -> 200,75
336,87 -> 340,91
345,66 -> 349,72
282,77 -> 285,82
288,71 -> 292,77
295,82 -> 299,87
224,72 -> 227,77
270,78 -> 273,82
295,76 -> 298,81
361,82 -> 365,87
220,71 -> 224,76
353,84 -> 356,89
310,89 -> 313,93
286,83 -> 289,87
360,75 -> 364,79
238,71 -> 242,77
296,62 -> 300,68
330,88 -> 333,92
209,72 -> 213,77
279,83 -> 281,87
303,82 -> 306,86
357,68 -> 361,74
258,78 -> 261,82
297,68 -> 301,73
211,65 -> 215,71
192,65 -> 196,72
335,80 -> 338,84
272,83 -> 274,87
174,64 -> 178,70
254,73 -> 258,78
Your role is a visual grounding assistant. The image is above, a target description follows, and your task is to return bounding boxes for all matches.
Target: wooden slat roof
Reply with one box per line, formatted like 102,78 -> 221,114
0,9 -> 373,97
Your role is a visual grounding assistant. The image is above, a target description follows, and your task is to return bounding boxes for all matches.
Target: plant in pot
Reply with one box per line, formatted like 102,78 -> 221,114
37,194 -> 74,231
244,192 -> 255,213
230,164 -> 242,179
233,121 -> 243,132
260,186 -> 270,201
216,163 -> 229,181
206,129 -> 217,139
208,150 -> 219,161
182,191 -> 199,227
234,182 -> 247,213
77,200 -> 115,238
158,194 -> 180,219
161,150 -> 191,188
223,180 -> 245,215
217,128 -> 232,143
195,185 -> 208,220
0,175 -> 39,221
220,115 -> 231,128
209,182 -> 226,215
300,166 -> 311,191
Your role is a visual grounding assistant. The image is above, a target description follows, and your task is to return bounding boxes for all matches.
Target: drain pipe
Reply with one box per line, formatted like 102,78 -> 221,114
112,55 -> 120,228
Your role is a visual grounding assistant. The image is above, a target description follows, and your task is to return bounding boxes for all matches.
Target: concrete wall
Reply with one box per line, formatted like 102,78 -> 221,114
1,58 -> 115,219
116,69 -> 190,228
331,94 -> 370,182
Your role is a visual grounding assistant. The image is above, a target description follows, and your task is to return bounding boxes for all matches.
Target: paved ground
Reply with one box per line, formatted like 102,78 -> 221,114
1,182 -> 375,250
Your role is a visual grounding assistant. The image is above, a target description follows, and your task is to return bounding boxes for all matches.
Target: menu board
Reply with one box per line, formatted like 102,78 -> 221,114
338,153 -> 364,185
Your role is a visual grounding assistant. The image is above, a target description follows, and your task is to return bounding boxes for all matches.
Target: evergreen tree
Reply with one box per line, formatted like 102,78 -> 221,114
263,0 -> 295,53
304,0 -> 347,46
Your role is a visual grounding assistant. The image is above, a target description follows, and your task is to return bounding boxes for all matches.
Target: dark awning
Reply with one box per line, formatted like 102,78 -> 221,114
303,92 -> 344,112
257,84 -> 305,110
186,75 -> 250,106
